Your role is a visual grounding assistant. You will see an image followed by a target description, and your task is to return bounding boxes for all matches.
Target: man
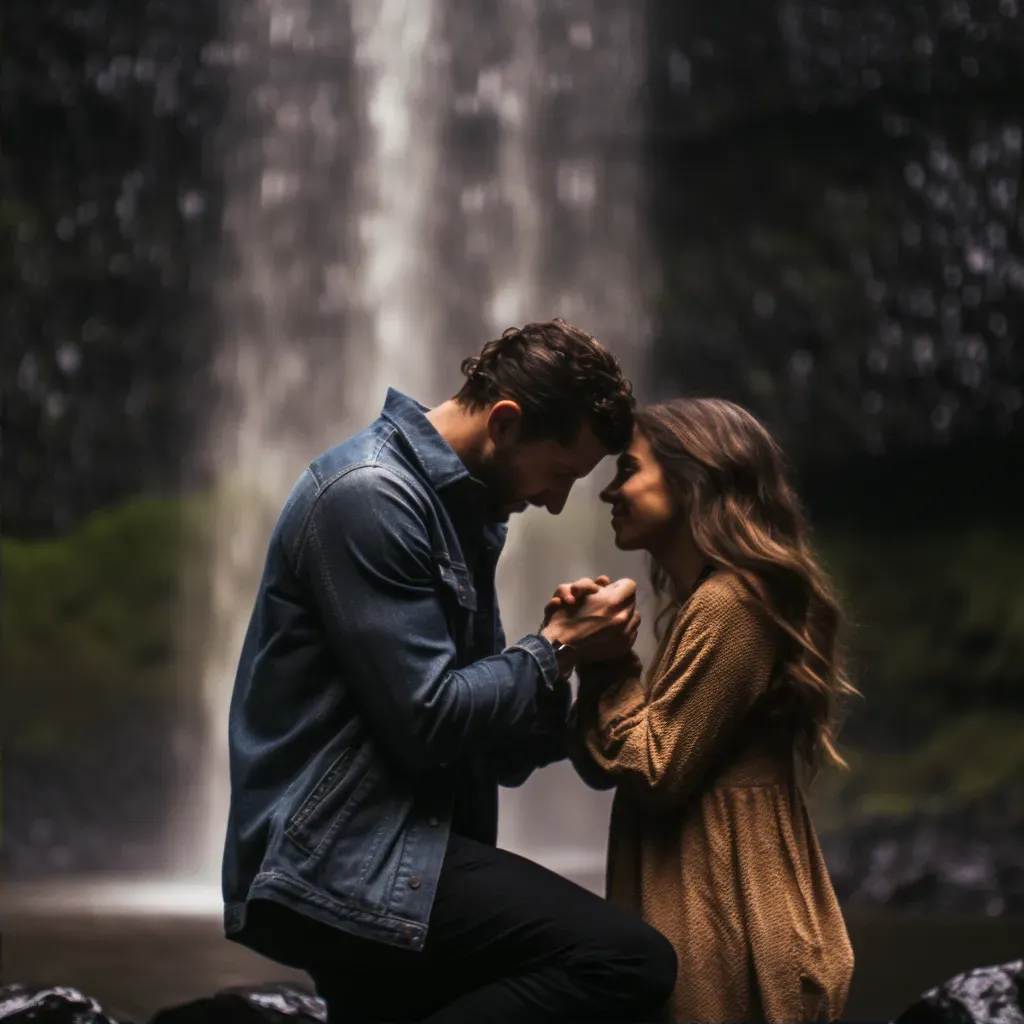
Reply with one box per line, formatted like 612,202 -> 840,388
222,319 -> 677,1022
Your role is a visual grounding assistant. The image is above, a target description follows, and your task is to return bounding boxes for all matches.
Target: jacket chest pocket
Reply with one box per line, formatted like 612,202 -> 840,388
436,558 -> 477,652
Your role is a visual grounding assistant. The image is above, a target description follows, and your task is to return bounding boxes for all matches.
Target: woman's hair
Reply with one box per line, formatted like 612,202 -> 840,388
635,397 -> 859,774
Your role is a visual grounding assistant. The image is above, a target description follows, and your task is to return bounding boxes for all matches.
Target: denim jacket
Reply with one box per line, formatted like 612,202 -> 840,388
222,389 -> 569,956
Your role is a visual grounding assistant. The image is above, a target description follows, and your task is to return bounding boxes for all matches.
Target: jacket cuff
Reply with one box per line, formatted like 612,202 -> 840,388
507,633 -> 559,690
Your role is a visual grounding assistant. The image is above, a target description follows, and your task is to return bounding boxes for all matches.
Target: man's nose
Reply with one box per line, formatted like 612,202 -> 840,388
542,482 -> 575,515
544,493 -> 569,515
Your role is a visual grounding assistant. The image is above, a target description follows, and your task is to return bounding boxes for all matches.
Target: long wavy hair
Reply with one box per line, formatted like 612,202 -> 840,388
635,398 -> 859,774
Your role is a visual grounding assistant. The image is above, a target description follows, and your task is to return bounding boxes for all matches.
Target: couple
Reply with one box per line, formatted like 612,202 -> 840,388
222,319 -> 855,1023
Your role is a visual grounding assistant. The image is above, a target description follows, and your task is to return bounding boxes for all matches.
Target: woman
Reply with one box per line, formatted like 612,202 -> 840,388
553,398 -> 857,1023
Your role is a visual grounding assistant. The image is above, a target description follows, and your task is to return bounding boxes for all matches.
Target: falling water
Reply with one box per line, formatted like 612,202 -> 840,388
183,0 -> 653,890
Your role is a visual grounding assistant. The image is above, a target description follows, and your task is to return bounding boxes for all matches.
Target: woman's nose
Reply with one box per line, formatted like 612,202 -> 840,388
599,482 -> 616,504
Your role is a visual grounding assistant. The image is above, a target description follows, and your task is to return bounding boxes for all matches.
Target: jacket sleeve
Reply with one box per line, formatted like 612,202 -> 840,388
486,600 -> 572,787
491,676 -> 573,787
301,464 -> 557,774
568,576 -> 778,809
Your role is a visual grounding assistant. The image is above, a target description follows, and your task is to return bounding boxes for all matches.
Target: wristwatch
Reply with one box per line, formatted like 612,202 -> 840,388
549,638 -> 578,680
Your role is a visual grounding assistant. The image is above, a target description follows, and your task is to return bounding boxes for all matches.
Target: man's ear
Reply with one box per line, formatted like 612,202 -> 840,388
486,400 -> 522,448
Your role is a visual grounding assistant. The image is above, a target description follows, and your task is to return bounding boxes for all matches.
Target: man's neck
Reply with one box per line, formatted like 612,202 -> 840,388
425,399 -> 488,476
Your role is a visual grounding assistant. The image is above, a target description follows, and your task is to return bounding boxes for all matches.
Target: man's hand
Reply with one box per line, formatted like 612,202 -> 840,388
541,575 -> 611,627
540,576 -> 641,665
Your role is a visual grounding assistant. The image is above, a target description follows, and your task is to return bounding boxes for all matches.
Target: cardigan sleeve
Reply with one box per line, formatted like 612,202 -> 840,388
567,652 -> 643,791
570,573 -> 778,809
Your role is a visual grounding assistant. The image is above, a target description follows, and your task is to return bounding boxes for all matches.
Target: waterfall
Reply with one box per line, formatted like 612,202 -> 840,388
186,0 -> 652,891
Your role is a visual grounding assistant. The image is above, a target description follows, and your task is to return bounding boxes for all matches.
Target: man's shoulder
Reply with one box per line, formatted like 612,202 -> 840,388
276,419 -> 428,547
281,458 -> 433,571
316,462 -> 428,516
307,419 -> 424,499
305,439 -> 432,536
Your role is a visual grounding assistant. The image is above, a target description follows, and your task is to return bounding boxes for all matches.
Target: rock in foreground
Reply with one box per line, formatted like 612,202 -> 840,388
148,983 -> 325,1024
0,985 -> 126,1024
894,959 -> 1024,1024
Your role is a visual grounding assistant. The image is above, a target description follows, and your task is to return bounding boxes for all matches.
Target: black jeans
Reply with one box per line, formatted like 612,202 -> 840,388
250,833 -> 676,1023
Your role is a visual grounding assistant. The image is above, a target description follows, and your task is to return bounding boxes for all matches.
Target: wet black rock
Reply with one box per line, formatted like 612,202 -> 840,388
148,983 -> 326,1024
894,960 -> 1024,1024
821,810 -> 1024,915
0,985 -> 128,1024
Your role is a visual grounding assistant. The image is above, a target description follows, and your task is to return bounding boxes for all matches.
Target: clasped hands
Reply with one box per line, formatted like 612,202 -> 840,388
539,573 -> 641,666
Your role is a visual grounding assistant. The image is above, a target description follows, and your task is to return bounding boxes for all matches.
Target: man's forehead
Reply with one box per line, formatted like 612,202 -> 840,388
559,423 -> 613,474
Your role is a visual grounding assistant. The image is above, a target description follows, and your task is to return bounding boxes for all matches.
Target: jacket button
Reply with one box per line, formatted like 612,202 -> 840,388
409,875 -> 421,889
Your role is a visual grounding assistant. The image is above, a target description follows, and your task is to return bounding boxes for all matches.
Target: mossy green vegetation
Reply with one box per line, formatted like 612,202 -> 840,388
2,496 -> 208,754
821,524 -> 1024,725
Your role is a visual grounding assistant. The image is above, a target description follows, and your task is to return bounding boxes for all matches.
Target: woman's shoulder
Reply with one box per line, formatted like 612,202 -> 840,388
691,567 -> 759,613
673,568 -> 774,639
648,570 -> 780,686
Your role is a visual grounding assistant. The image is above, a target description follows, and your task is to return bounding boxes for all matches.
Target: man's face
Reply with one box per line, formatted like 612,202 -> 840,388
478,416 -> 611,521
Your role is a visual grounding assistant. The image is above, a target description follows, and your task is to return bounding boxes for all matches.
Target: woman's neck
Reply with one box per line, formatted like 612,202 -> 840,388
652,532 -> 707,601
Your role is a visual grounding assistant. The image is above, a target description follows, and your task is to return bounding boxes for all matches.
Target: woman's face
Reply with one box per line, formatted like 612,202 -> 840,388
600,427 -> 678,552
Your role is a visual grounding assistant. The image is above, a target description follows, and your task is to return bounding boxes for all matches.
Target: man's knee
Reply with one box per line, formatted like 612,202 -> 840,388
629,923 -> 677,1009
572,915 -> 677,1012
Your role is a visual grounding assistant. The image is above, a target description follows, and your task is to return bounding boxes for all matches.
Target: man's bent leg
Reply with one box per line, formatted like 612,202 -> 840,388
413,833 -> 676,1022
243,900 -> 446,1021
255,833 -> 676,1023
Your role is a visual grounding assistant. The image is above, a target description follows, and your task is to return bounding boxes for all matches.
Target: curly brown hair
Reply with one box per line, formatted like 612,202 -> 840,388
456,319 -> 635,452
636,397 -> 860,774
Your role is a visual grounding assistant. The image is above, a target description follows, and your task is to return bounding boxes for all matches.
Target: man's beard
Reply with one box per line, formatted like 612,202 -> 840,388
475,450 -> 522,521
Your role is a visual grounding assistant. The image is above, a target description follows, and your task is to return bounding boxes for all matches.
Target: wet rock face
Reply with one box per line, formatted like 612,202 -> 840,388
821,813 -> 1024,915
894,960 -> 1024,1024
148,984 -> 326,1024
0,985 -> 126,1024
0,983 -> 328,1024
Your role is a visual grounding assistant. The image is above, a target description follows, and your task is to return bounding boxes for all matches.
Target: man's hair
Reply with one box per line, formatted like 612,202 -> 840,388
456,319 -> 635,452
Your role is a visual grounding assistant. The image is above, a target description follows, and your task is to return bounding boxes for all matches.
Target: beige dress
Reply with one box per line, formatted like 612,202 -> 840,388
569,570 -> 854,1023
